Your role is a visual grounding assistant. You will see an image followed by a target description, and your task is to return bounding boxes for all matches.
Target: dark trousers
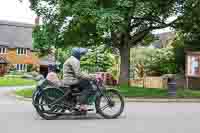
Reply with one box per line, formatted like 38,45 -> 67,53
78,79 -> 93,104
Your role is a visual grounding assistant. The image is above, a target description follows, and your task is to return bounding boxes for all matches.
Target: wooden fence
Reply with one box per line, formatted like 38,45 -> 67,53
129,79 -> 144,87
96,72 -> 170,88
130,76 -> 168,89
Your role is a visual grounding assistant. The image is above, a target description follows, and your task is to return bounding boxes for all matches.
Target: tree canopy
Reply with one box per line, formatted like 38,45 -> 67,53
30,0 -> 195,85
176,0 -> 200,50
81,45 -> 115,73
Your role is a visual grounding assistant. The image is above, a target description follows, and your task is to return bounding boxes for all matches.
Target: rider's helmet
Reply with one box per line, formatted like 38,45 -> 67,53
71,47 -> 88,60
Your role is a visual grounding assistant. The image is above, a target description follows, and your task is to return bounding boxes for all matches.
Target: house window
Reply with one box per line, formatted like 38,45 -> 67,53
16,64 -> 27,71
17,48 -> 27,55
0,47 -> 7,54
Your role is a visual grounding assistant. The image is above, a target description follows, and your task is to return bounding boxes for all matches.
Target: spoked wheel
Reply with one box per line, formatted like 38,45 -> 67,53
95,89 -> 125,119
34,88 -> 65,120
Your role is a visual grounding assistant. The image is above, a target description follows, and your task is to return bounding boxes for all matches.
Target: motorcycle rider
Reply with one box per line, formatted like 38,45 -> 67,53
63,47 -> 95,111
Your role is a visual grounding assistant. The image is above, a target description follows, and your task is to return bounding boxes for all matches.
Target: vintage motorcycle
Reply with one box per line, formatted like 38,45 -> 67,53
32,77 -> 125,120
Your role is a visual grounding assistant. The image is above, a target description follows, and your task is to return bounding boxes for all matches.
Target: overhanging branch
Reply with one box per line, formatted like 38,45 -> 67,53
129,28 -> 151,46
129,17 -> 180,46
132,16 -> 165,25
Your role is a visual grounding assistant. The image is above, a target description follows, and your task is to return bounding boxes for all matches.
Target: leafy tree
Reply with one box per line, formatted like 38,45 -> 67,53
171,0 -> 200,73
81,45 -> 115,73
140,33 -> 158,46
29,0 -> 191,86
32,25 -> 51,56
56,47 -> 72,68
171,33 -> 185,73
176,0 -> 200,50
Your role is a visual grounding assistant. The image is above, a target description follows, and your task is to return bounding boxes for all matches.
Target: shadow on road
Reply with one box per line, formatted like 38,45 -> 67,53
33,113 -> 126,121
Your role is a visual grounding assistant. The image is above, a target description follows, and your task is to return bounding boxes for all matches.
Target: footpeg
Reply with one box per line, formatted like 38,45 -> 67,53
87,109 -> 94,111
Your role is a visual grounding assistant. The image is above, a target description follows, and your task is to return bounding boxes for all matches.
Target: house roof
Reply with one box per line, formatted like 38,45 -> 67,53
0,56 -> 9,64
149,32 -> 176,48
0,20 -> 34,50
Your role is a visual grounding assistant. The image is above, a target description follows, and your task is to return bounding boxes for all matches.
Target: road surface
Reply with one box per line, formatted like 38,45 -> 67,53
0,86 -> 200,133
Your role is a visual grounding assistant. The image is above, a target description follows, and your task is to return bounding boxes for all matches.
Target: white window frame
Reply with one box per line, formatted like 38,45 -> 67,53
16,48 -> 27,55
0,47 -> 7,54
17,48 -> 19,55
25,49 -> 27,55
17,48 -> 20,55
16,64 -> 27,72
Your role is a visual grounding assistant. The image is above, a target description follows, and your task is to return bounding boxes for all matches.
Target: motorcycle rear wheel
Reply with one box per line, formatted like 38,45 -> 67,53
34,88 -> 65,120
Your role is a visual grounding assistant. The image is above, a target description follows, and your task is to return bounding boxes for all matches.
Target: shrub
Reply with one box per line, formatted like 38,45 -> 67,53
131,47 -> 178,77
145,48 -> 178,76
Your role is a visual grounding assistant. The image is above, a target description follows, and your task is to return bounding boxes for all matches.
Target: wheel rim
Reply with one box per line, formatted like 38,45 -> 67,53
36,88 -> 65,117
99,91 -> 123,117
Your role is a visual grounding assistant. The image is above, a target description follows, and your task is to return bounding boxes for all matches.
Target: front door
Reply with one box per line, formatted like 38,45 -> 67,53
40,65 -> 48,78
0,64 -> 6,76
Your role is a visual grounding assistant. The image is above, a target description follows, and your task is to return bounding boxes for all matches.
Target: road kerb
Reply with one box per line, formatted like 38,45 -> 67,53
125,98 -> 200,103
8,91 -> 200,103
7,91 -> 32,102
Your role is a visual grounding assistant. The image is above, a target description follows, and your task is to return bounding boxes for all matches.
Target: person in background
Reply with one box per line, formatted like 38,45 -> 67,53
46,64 -> 61,86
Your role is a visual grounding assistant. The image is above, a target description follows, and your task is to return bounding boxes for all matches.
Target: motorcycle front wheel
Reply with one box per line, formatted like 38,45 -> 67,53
95,89 -> 125,119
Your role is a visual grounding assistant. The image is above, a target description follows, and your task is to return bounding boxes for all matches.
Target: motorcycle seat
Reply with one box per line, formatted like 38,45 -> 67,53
60,85 -> 79,91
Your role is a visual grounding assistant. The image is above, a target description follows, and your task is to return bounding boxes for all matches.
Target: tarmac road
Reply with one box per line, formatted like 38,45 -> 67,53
0,86 -> 200,133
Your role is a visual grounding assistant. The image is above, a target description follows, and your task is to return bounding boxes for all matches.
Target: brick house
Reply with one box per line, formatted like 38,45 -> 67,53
0,20 -> 40,74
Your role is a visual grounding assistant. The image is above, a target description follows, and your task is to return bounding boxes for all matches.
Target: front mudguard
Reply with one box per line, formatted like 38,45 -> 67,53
97,88 -> 121,97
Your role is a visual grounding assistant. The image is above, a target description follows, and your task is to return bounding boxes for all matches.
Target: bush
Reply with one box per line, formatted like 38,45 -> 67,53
27,64 -> 34,72
131,48 -> 178,77
145,48 -> 178,76
131,48 -> 155,78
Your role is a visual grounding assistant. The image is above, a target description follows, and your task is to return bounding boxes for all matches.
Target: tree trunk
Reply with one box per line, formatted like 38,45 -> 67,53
119,45 -> 130,86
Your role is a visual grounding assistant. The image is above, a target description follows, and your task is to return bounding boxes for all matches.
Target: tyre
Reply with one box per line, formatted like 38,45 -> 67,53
95,89 -> 125,119
32,88 -> 40,106
34,87 -> 65,120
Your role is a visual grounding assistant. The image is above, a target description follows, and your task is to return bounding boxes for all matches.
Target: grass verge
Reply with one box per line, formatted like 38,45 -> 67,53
0,77 -> 36,86
15,88 -> 34,98
116,86 -> 200,98
15,86 -> 200,99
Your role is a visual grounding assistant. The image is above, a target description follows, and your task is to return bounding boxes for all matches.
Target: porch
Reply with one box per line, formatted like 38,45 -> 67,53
0,57 -> 9,76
